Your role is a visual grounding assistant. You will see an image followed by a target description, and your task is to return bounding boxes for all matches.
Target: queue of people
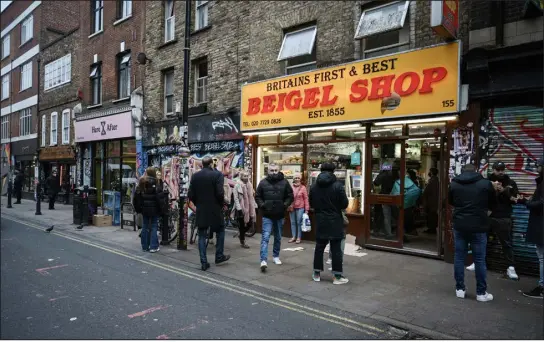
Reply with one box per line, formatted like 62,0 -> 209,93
132,157 -> 543,295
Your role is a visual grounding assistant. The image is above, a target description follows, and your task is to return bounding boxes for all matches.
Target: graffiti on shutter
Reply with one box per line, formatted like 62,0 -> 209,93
482,106 -> 543,276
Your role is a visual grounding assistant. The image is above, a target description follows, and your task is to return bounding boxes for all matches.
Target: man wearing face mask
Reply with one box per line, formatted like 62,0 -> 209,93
255,163 -> 294,272
488,161 -> 520,280
233,170 -> 256,249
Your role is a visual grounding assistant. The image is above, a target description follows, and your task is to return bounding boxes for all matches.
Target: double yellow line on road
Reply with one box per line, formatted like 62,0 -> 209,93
3,215 -> 388,337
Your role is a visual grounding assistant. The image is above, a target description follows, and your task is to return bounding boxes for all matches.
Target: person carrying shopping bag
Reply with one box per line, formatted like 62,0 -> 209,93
288,173 -> 309,244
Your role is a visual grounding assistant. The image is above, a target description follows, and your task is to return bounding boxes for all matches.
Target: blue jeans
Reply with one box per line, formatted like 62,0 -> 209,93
289,208 -> 304,239
454,229 -> 487,295
261,217 -> 284,262
198,226 -> 225,265
536,245 -> 544,287
141,215 -> 159,251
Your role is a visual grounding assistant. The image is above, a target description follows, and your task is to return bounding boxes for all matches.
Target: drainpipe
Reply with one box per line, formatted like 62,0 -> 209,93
495,1 -> 504,47
36,58 -> 42,215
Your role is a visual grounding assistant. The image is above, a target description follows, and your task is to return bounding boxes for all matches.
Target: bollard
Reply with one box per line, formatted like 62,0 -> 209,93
35,181 -> 42,215
7,177 -> 12,209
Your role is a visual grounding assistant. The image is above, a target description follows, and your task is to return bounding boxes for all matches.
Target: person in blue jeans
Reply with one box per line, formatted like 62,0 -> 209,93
133,167 -> 167,253
255,163 -> 294,272
449,163 -> 498,302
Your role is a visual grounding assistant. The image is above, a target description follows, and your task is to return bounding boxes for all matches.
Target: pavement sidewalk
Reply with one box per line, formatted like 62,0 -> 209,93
2,199 -> 543,340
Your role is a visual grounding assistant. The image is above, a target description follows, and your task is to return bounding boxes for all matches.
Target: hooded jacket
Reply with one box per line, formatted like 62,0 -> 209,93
309,172 -> 349,240
391,176 -> 421,209
134,176 -> 166,218
448,171 -> 497,233
255,172 -> 294,220
488,173 -> 519,219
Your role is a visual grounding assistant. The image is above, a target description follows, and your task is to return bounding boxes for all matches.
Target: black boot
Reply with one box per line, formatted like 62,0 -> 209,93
201,262 -> 210,271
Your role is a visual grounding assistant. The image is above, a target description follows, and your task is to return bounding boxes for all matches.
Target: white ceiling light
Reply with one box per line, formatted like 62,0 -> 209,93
407,137 -> 441,141
300,123 -> 361,132
374,116 -> 458,126
242,129 -> 290,136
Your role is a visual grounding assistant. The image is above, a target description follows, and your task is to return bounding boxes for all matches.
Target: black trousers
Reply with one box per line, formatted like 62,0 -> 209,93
48,193 -> 57,209
489,217 -> 515,266
15,189 -> 22,203
314,238 -> 343,275
404,207 -> 415,234
160,215 -> 169,243
426,210 -> 438,231
236,215 -> 251,243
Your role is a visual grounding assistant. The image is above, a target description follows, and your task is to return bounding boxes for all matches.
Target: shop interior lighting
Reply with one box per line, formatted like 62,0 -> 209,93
300,123 -> 361,132
369,126 -> 402,133
374,116 -> 457,126
309,132 -> 334,137
242,129 -> 290,136
407,137 -> 442,141
409,122 -> 446,128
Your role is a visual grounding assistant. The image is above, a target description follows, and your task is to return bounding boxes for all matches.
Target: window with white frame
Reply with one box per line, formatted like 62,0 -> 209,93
2,34 -> 10,59
41,115 -> 46,146
117,0 -> 132,19
1,116 -> 9,140
50,112 -> 58,145
277,25 -> 317,75
118,53 -> 131,99
19,108 -> 32,136
44,54 -> 71,91
164,70 -> 174,116
62,109 -> 70,144
164,0 -> 175,42
21,15 -> 33,45
1,74 -> 9,100
355,1 -> 411,59
90,64 -> 102,105
92,0 -> 104,34
195,0 -> 209,30
194,59 -> 208,104
20,61 -> 32,91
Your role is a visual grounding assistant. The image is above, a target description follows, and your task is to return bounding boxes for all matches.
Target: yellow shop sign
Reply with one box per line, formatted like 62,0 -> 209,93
240,41 -> 460,131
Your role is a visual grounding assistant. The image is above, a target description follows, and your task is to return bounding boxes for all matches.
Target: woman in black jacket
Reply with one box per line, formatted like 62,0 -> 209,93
134,167 -> 165,253
519,159 -> 544,298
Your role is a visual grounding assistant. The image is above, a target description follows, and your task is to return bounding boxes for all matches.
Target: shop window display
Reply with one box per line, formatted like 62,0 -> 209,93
257,145 -> 303,185
307,142 -> 365,215
122,140 -> 137,202
370,125 -> 402,138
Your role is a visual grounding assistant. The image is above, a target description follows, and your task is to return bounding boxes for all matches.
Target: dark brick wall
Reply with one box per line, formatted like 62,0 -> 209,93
470,0 -> 533,31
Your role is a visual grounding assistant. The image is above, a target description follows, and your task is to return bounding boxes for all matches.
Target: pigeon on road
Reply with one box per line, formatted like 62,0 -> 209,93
45,225 -> 54,233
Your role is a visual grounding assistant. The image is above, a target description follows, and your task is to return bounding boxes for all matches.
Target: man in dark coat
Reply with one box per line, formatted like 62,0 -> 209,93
519,158 -> 544,298
309,162 -> 349,285
423,167 -> 440,234
46,171 -> 60,210
255,163 -> 293,272
13,170 -> 23,204
188,156 -> 230,271
488,161 -> 520,280
449,163 -> 497,302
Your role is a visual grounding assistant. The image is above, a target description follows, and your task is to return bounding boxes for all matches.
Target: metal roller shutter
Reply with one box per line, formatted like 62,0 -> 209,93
485,106 -> 543,277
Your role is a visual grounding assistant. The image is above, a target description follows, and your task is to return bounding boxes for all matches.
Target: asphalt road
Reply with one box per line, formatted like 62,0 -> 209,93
0,217 -> 405,339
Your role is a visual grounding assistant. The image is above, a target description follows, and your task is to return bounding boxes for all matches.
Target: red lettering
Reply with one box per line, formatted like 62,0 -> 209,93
368,75 -> 395,100
419,67 -> 447,94
276,93 -> 286,112
262,95 -> 276,113
321,85 -> 338,106
285,90 -> 302,110
246,97 -> 261,115
302,87 -> 320,109
349,80 -> 369,103
393,72 -> 420,96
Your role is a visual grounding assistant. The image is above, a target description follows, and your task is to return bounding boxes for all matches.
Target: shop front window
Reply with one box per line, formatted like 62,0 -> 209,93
307,142 -> 365,215
122,139 -> 137,203
258,134 -> 278,145
257,145 -> 303,185
370,125 -> 403,138
94,142 -> 104,206
307,131 -> 333,141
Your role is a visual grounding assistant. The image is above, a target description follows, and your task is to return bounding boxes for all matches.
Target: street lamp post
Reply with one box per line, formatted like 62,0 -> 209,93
6,59 -> 13,209
177,0 -> 191,251
36,58 -> 42,215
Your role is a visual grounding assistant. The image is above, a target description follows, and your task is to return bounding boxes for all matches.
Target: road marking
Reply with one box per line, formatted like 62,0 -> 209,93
128,305 -> 171,318
2,216 -> 385,336
49,296 -> 69,302
35,264 -> 69,276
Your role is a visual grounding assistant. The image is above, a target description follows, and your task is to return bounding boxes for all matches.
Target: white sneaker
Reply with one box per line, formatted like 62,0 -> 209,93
477,292 -> 494,302
333,276 -> 349,285
273,257 -> 282,265
312,272 -> 321,282
328,267 -> 332,271
466,263 -> 475,271
326,258 -> 332,265
456,289 -> 466,299
507,266 -> 519,280
260,261 -> 267,272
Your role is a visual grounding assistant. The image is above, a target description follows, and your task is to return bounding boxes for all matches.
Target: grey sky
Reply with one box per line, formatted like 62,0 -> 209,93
1,1 -> 12,13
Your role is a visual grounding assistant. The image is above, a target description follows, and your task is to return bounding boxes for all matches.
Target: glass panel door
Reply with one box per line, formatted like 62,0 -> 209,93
365,141 -> 405,248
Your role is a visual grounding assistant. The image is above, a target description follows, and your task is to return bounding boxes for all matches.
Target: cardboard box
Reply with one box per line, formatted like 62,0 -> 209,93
93,214 -> 112,227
